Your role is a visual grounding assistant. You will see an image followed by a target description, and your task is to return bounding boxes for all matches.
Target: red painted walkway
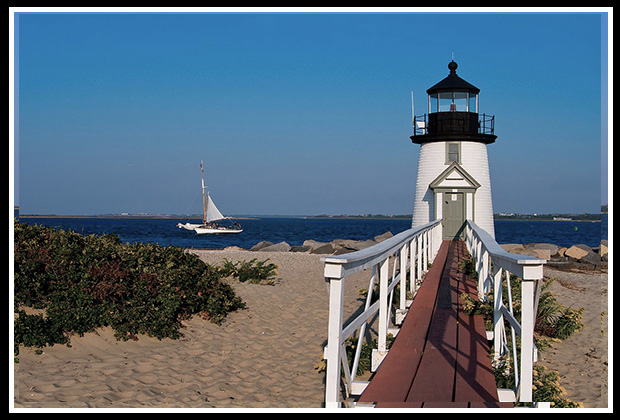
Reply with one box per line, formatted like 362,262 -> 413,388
358,240 -> 512,408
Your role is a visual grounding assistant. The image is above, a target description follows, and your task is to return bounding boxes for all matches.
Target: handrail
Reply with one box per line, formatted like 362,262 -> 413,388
465,220 -> 546,404
322,220 -> 442,408
323,220 -> 441,278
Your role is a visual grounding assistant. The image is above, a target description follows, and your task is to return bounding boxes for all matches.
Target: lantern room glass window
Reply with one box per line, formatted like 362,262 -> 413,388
429,91 -> 478,113
429,93 -> 438,113
454,92 -> 467,111
469,93 -> 478,113
438,92 -> 453,112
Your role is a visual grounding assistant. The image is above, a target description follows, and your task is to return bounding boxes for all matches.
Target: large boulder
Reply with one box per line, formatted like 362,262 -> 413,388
374,231 -> 393,243
290,245 -> 311,253
565,244 -> 602,267
527,247 -> 551,260
303,239 -> 327,251
250,241 -> 274,251
331,239 -> 376,253
352,239 -> 376,250
310,243 -> 335,255
258,241 -> 291,252
500,244 -> 526,254
600,240 -> 608,261
500,243 -> 549,259
332,239 -> 360,250
564,245 -> 590,260
332,246 -> 354,256
529,243 -> 561,257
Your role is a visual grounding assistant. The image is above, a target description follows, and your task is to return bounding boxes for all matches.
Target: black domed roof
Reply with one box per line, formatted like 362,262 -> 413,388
426,60 -> 480,95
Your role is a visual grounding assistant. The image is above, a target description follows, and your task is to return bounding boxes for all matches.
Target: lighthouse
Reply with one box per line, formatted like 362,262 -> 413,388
411,60 -> 497,239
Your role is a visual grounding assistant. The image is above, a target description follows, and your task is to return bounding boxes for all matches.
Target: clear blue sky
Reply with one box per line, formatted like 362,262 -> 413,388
11,9 -> 609,216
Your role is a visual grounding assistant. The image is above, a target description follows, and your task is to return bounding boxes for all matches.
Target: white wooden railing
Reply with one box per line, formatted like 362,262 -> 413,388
465,220 -> 546,404
321,220 -> 442,408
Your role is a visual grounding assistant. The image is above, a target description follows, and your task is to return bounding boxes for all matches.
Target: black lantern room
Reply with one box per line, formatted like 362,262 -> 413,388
411,60 -> 496,144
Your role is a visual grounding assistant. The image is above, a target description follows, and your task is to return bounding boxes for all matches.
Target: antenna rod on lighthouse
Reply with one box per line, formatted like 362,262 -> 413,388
411,90 -> 415,127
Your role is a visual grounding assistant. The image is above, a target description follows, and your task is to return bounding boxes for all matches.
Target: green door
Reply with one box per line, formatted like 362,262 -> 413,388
442,192 -> 465,240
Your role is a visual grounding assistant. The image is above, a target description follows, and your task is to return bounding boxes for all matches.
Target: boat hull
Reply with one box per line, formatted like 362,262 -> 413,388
194,227 -> 243,235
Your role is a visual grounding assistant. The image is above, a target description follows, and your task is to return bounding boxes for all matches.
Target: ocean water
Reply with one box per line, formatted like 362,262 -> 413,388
17,214 -> 607,250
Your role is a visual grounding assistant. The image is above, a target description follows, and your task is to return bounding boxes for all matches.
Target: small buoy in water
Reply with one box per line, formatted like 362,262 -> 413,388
573,226 -> 578,232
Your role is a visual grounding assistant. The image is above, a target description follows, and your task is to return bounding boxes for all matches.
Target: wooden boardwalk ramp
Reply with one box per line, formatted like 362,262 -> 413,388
358,240 -> 512,408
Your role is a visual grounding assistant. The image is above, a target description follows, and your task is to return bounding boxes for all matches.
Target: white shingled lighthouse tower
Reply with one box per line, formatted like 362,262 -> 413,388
411,60 -> 497,239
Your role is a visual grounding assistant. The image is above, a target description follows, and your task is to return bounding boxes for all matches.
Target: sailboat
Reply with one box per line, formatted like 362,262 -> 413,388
177,161 -> 243,234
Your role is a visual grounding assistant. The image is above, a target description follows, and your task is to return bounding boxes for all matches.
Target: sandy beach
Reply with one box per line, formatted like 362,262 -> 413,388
13,249 -> 369,409
537,266 -> 609,408
13,248 -> 609,409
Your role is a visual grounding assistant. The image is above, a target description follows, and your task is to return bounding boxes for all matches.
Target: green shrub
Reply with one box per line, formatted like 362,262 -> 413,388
220,257 -> 278,284
458,255 -> 478,279
528,365 -> 583,408
534,278 -> 584,340
14,310 -> 68,349
13,220 -> 246,351
553,307 -> 585,340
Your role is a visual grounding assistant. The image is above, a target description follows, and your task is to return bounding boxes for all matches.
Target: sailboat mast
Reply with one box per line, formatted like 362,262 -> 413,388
201,161 -> 207,226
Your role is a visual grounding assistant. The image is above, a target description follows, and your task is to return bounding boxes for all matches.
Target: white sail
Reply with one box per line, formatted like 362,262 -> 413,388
205,192 -> 226,222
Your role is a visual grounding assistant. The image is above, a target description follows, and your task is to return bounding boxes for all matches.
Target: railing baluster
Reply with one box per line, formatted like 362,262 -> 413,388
505,269 -> 520,390
493,264 -> 503,360
399,243 -> 408,313
465,220 -> 545,405
417,233 -> 422,282
350,266 -> 377,384
519,279 -> 536,402
409,237 -> 416,296
377,258 -> 389,356
324,272 -> 345,408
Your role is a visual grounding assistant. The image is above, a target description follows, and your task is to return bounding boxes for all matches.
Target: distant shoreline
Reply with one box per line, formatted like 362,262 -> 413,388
17,213 -> 603,222
18,214 -> 259,220
495,218 -> 601,222
494,214 -> 602,222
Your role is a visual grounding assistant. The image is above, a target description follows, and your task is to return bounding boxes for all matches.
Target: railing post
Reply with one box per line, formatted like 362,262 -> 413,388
377,259 -> 389,354
479,249 -> 489,300
432,224 -> 438,258
519,278 -> 537,403
325,273 -> 345,408
439,223 -> 443,250
493,266 -> 503,361
477,240 -> 482,264
416,234 -> 422,282
399,243 -> 408,311
372,259 -> 390,371
410,237 -> 417,296
423,230 -> 429,272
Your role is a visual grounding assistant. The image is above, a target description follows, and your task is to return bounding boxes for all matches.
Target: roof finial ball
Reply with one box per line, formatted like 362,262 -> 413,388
448,60 -> 458,74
